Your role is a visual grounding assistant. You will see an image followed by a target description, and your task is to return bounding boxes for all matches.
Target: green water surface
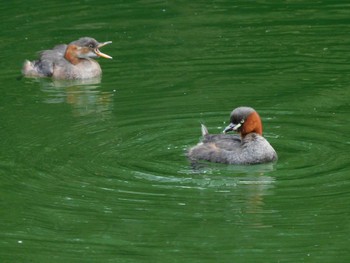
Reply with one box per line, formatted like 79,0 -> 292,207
1,1 -> 350,262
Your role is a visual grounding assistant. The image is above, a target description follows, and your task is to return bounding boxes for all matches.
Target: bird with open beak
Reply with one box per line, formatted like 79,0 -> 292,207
22,37 -> 112,79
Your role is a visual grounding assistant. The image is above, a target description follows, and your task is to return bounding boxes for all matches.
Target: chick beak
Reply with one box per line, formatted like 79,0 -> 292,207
94,41 -> 113,59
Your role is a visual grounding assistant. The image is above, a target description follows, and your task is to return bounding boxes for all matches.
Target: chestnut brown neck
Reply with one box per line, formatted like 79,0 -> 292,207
241,111 -> 263,137
64,45 -> 81,65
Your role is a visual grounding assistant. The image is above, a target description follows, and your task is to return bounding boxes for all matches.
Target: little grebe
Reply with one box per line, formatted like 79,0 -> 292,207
188,106 -> 278,164
22,37 -> 112,80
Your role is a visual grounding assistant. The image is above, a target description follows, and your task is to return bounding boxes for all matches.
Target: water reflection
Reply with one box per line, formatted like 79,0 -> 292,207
26,78 -> 114,117
187,161 -> 277,175
181,163 -> 277,229
135,166 -> 276,230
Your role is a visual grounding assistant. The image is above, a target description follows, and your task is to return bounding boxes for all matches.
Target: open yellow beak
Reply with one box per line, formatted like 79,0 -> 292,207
95,41 -> 112,59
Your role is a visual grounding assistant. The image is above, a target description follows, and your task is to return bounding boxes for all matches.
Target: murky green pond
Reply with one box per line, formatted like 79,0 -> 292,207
1,1 -> 350,262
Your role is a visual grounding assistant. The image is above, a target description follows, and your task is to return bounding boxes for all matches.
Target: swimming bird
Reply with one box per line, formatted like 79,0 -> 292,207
188,106 -> 278,164
22,37 -> 112,79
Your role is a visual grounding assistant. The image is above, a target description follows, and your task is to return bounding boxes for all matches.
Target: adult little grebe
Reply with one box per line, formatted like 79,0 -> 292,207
188,106 -> 278,164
